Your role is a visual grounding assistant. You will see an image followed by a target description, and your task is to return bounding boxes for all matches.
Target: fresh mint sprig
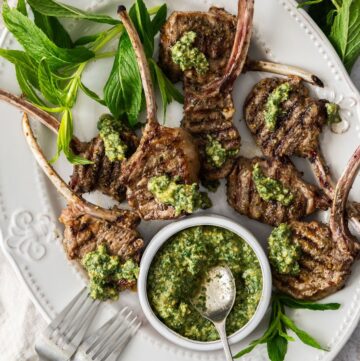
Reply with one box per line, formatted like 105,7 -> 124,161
234,293 -> 340,361
0,0 -> 182,164
104,0 -> 183,124
299,0 -> 360,71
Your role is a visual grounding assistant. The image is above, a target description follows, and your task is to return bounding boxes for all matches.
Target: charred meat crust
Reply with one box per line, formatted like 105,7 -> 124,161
273,221 -> 351,300
60,205 -> 143,262
244,76 -> 327,159
227,156 -> 330,226
69,129 -> 139,202
120,123 -> 200,220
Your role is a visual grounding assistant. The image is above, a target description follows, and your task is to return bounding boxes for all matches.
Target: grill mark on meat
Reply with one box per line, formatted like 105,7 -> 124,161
118,8 -> 201,220
160,0 -> 254,180
22,114 -> 144,294
227,157 -> 330,226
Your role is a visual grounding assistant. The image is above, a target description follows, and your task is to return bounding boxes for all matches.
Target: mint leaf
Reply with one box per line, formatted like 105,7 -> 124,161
31,6 -> 73,48
74,33 -> 102,46
38,59 -> 64,105
26,0 -> 119,25
267,333 -> 288,361
330,0 -> 360,70
103,32 -> 143,125
151,4 -> 167,36
16,65 -> 45,106
16,0 -> 27,16
281,314 -> 328,351
2,1 -> 94,69
79,82 -> 106,106
0,49 -> 38,86
149,59 -> 184,119
277,294 -> 341,311
129,0 -> 154,57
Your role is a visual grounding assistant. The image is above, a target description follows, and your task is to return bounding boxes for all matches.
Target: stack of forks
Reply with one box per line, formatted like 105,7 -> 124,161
35,288 -> 141,361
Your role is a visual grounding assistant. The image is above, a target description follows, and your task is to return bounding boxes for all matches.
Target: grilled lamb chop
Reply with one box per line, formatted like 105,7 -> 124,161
244,76 -> 360,228
22,113 -> 144,266
159,0 -> 323,182
159,0 -> 254,181
0,89 -> 137,202
227,156 -> 330,226
117,6 -> 201,220
69,123 -> 138,202
160,7 -> 323,87
273,146 -> 360,300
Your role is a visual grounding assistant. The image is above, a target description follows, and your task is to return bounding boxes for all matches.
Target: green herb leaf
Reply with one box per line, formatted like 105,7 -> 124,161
26,0 -> 119,25
302,0 -> 360,71
129,0 -> 154,57
280,314 -> 328,351
38,59 -> 64,105
103,32 -> 143,125
31,6 -> 73,48
298,0 -> 325,8
149,58 -> 184,119
16,0 -> 27,16
277,294 -> 341,311
330,0 -> 360,70
74,33 -> 102,46
79,82 -> 106,106
53,109 -> 92,164
0,49 -> 39,87
2,1 -> 94,69
151,4 -> 167,36
267,333 -> 288,361
15,65 -> 46,106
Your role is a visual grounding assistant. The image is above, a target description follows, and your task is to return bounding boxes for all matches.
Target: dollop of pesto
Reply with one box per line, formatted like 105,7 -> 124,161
253,163 -> 294,206
268,223 -> 301,276
82,244 -> 139,301
171,31 -> 209,75
97,114 -> 128,162
264,82 -> 292,131
325,102 -> 342,124
205,136 -> 239,168
148,175 -> 211,216
147,226 -> 263,341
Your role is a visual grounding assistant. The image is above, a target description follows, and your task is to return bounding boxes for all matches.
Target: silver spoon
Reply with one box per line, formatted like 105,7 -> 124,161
192,265 -> 236,361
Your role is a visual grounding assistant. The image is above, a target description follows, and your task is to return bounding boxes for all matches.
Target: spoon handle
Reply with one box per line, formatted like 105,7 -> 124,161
214,321 -> 233,361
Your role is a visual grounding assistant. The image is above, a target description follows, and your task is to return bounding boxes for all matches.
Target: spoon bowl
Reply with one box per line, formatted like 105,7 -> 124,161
192,265 -> 236,360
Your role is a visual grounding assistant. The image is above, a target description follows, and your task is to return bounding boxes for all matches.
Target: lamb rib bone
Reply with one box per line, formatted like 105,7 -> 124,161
117,5 -> 201,220
0,89 -> 137,202
272,147 -> 360,300
22,113 -> 144,263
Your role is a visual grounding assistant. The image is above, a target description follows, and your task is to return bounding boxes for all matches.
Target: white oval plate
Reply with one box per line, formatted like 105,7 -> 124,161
0,0 -> 360,360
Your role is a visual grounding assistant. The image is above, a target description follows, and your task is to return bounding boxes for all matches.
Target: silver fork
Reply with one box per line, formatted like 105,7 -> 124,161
76,306 -> 142,361
35,287 -> 100,361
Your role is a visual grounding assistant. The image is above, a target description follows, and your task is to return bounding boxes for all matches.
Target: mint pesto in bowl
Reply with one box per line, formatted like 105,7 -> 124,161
138,215 -> 272,351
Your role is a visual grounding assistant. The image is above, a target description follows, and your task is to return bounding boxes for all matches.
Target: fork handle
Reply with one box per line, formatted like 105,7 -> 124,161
214,321 -> 233,361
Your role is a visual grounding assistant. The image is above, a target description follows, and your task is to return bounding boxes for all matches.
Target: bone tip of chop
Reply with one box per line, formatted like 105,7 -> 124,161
117,5 -> 127,13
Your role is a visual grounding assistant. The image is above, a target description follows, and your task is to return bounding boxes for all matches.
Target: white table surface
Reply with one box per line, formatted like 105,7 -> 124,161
0,1 -> 359,360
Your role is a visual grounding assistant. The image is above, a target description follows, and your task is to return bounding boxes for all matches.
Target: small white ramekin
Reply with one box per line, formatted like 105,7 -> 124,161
137,214 -> 272,351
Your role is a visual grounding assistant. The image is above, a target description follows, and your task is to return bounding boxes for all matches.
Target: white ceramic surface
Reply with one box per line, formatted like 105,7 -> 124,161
0,0 -> 360,360
137,215 -> 272,351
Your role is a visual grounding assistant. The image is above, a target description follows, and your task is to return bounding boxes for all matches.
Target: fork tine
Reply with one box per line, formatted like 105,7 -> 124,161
43,287 -> 87,339
81,307 -> 129,354
56,289 -> 90,337
92,316 -> 132,361
104,320 -> 142,361
66,299 -> 100,350
87,311 -> 130,359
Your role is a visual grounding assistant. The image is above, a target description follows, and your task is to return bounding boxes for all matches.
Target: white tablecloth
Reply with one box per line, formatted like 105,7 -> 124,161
0,1 -> 360,360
